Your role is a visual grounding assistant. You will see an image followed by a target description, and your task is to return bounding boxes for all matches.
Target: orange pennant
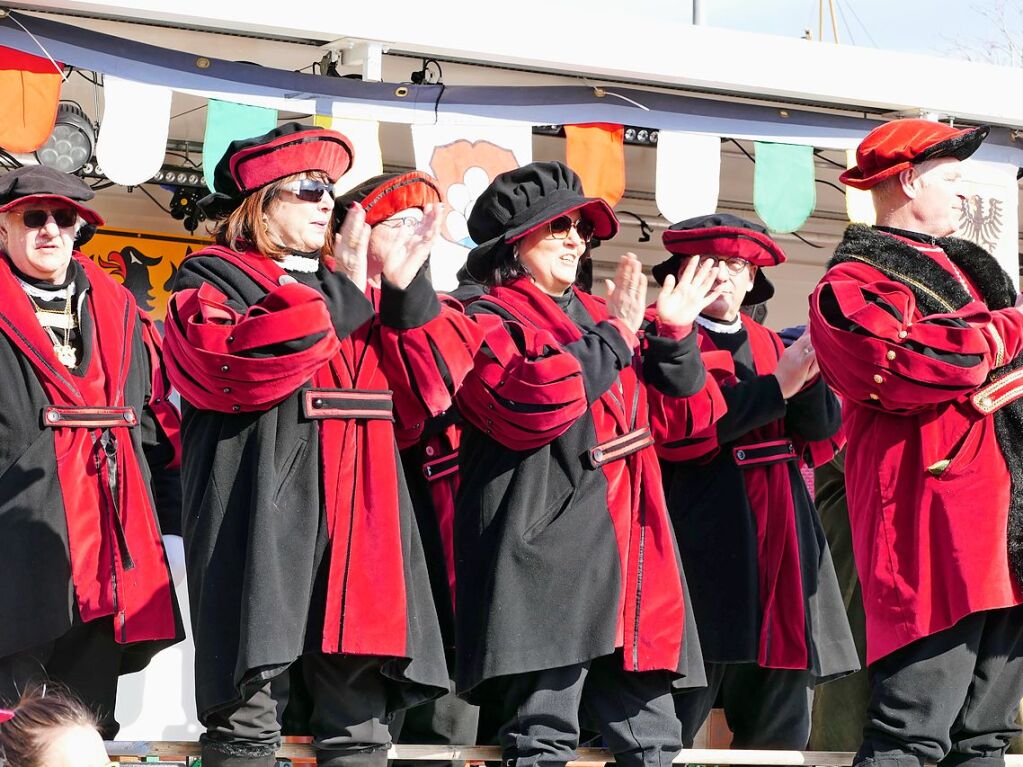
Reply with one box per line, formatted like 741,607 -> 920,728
0,46 -> 63,153
564,123 -> 625,206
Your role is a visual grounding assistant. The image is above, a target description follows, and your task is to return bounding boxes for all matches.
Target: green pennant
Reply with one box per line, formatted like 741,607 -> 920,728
203,100 -> 279,193
753,141 -> 816,233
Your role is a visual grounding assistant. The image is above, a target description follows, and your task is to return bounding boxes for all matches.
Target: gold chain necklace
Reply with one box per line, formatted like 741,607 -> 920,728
26,290 -> 77,367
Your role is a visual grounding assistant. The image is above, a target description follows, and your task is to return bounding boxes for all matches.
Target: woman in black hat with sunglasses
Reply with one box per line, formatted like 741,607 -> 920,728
452,161 -> 726,767
163,124 -> 473,767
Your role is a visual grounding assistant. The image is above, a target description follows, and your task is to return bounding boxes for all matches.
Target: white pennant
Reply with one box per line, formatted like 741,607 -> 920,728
320,113 -> 383,194
655,131 -> 720,223
844,150 -> 876,225
96,76 -> 173,187
955,158 -> 1020,283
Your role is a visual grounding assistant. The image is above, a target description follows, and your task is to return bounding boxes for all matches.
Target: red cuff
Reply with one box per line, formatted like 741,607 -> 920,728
655,319 -> 694,341
607,318 -> 640,350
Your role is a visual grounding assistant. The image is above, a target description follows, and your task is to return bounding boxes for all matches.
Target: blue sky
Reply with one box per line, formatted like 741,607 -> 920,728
617,0 -> 1020,61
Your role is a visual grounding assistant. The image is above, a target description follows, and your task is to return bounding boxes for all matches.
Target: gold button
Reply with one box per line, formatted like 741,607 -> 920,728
898,330 -> 908,339
869,392 -> 880,401
873,374 -> 884,384
886,350 -> 896,361
979,395 -> 992,409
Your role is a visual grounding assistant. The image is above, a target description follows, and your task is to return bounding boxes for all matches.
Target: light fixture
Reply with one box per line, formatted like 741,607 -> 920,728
35,102 -> 96,174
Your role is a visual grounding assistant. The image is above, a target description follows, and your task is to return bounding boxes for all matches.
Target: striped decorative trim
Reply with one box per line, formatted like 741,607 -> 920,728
302,388 -> 394,421
423,450 -> 459,481
971,368 -> 1023,415
732,438 -> 796,467
42,405 -> 137,428
586,427 -> 654,469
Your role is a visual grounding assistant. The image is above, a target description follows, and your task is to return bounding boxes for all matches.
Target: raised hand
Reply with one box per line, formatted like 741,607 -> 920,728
605,253 -> 649,333
774,329 -> 816,399
656,255 -> 724,329
333,202 -> 369,293
380,203 -> 445,290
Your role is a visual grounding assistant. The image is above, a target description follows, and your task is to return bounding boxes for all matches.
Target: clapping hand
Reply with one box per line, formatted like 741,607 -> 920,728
379,203 -> 445,290
334,203 -> 369,293
656,256 -> 724,329
605,253 -> 649,333
774,329 -> 817,399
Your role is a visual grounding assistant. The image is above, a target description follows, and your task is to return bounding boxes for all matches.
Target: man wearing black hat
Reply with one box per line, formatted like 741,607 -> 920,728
650,214 -> 856,749
0,165 -> 184,737
809,118 -> 1023,767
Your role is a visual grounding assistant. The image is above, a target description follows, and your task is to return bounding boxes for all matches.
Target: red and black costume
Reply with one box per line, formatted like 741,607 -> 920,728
0,167 -> 183,739
164,124 -> 475,767
651,216 -> 855,749
454,162 -> 724,767
809,119 -> 1023,767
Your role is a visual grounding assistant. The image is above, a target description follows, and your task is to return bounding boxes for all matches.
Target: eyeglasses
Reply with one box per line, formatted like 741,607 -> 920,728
547,215 -> 595,243
280,179 -> 335,203
376,216 -> 422,230
700,255 -> 751,276
16,208 -> 78,229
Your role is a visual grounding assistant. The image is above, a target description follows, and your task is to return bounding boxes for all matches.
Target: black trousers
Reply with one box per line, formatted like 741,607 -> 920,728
855,605 -> 1023,767
0,618 -> 123,739
202,653 -> 393,767
489,652 -> 681,767
674,662 -> 815,749
389,678 -> 480,767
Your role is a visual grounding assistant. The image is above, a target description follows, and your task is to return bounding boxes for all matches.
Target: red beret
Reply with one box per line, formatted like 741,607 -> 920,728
228,127 -> 354,193
840,119 -> 989,190
335,171 -> 442,227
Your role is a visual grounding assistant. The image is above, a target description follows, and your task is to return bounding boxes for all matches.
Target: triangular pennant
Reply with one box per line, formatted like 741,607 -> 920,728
411,122 -> 531,291
564,123 -> 626,207
96,76 -> 173,186
655,131 -> 720,223
0,46 -> 63,153
844,149 -> 876,225
316,113 -> 381,194
202,100 -> 278,192
753,141 -> 816,233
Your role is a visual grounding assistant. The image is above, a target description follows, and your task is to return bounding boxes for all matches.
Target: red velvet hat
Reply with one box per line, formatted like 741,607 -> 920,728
839,119 -> 989,190
200,122 -> 354,217
652,213 -> 785,305
334,171 -> 442,228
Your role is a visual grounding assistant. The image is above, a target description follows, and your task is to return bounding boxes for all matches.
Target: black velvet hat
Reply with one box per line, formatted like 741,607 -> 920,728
651,213 -> 785,306
464,161 -> 618,279
333,171 -> 441,231
0,165 -> 104,225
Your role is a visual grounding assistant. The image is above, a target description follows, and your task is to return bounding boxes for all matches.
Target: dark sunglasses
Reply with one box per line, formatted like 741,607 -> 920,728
17,208 -> 78,229
280,179 -> 335,203
547,215 -> 595,242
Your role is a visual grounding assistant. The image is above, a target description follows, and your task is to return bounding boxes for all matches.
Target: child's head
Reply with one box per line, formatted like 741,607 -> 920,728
0,685 -> 108,767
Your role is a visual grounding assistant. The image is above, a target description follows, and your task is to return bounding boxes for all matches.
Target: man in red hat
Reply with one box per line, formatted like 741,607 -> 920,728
809,118 -> 1023,767
0,165 -> 184,737
650,213 -> 856,750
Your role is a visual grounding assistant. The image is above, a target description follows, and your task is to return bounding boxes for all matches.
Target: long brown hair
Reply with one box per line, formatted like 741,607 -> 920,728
212,171 -> 334,260
0,685 -> 99,767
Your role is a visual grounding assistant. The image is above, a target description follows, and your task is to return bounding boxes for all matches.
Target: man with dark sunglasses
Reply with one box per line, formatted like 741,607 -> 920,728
0,165 -> 184,737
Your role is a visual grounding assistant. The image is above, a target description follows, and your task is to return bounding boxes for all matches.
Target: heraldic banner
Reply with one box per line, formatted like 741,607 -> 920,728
412,122 -> 532,291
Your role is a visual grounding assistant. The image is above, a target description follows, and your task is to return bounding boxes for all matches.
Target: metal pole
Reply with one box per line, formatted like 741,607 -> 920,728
692,0 -> 704,25
828,0 -> 840,43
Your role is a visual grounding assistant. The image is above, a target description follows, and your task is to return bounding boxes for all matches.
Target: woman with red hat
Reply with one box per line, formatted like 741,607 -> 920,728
810,118 -> 1023,767
163,124 -> 472,767
0,165 -> 183,738
452,161 -> 726,767
275,171 -> 481,766
649,213 -> 857,750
